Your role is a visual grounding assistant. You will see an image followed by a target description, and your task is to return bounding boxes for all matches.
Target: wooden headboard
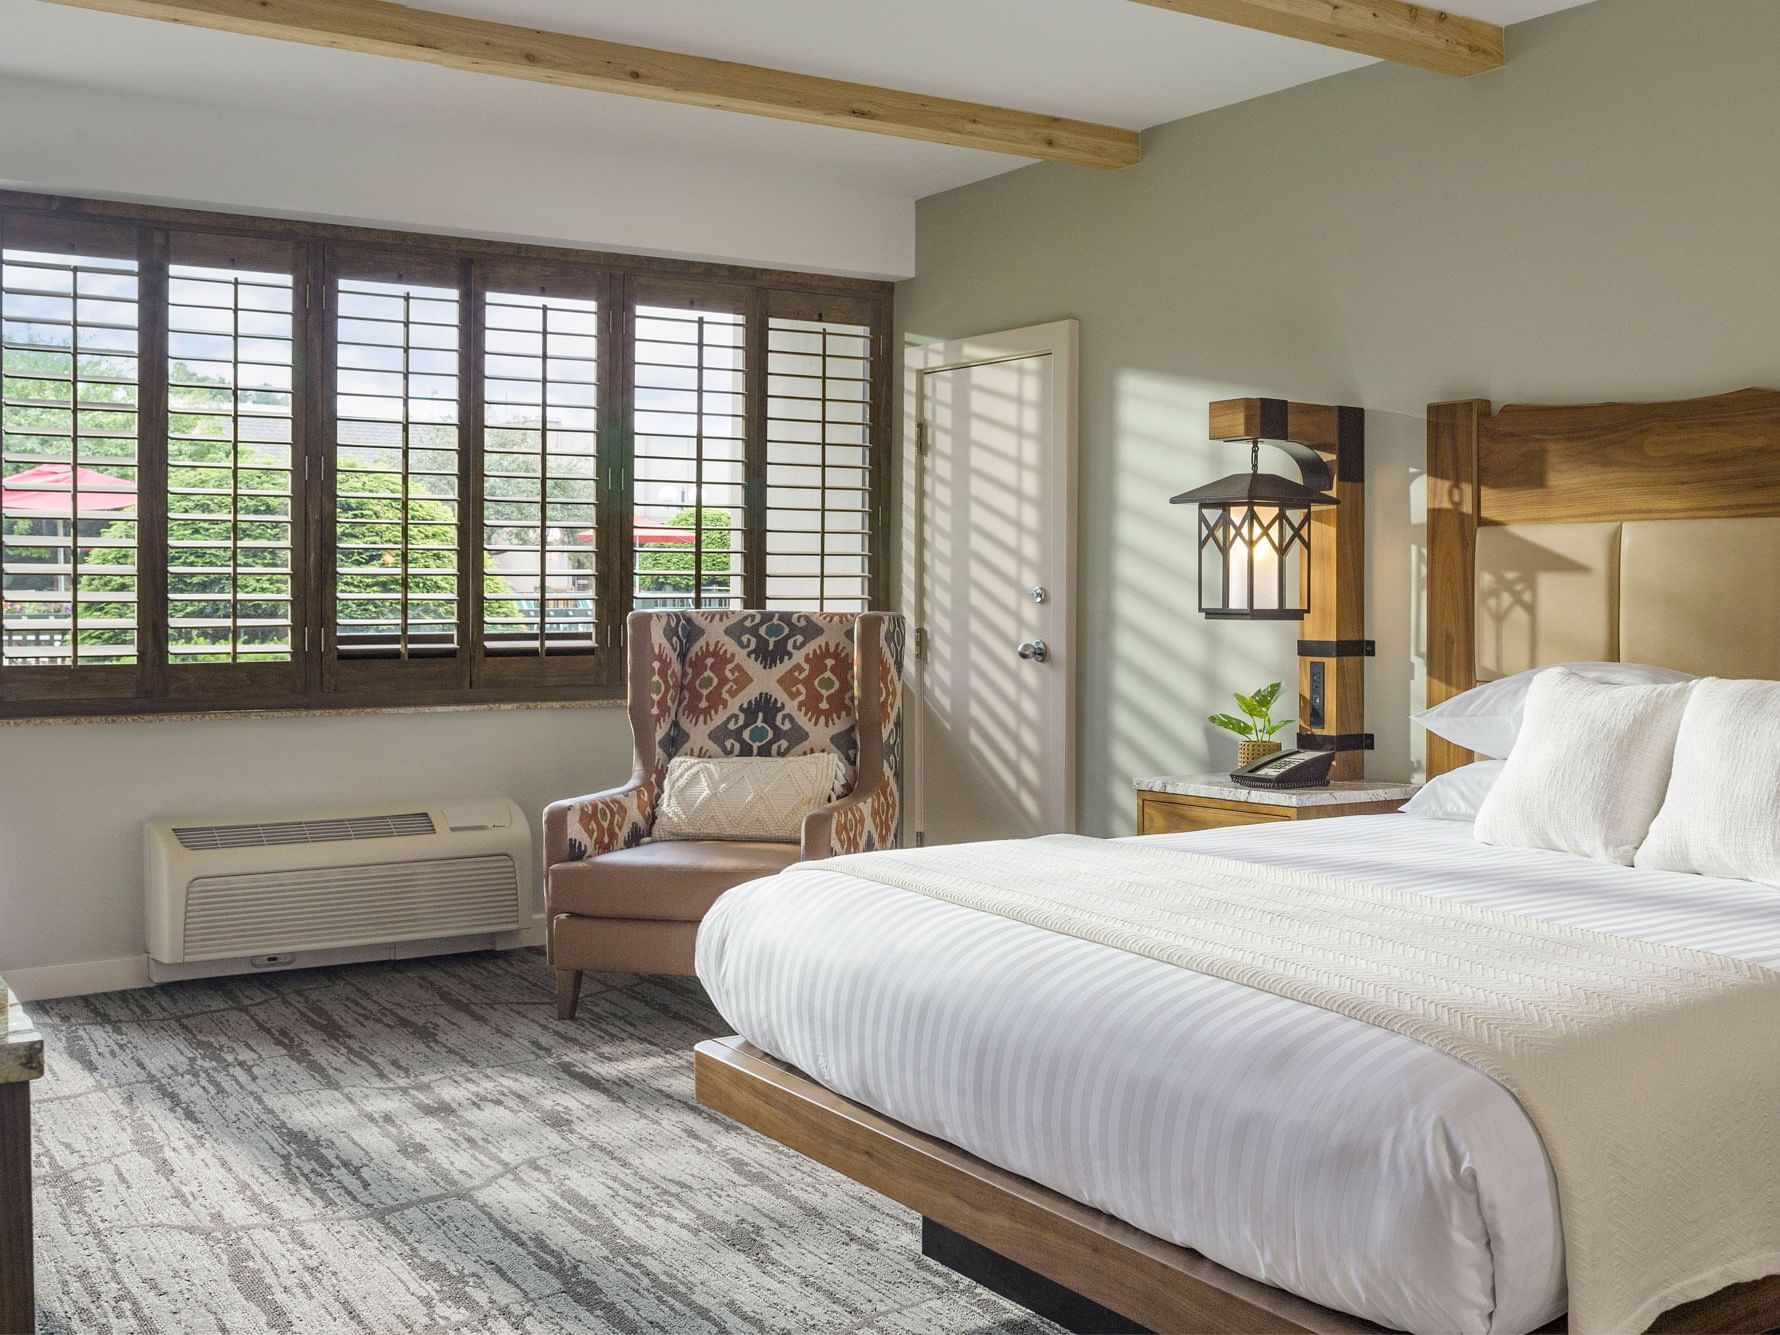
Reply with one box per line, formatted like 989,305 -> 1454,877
1426,388 -> 1780,777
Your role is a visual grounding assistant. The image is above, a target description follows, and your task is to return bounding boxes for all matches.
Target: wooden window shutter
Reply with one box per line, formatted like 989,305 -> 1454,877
629,280 -> 750,613
162,231 -> 304,702
763,291 -> 876,611
0,213 -> 147,704
471,259 -> 614,693
324,248 -> 468,696
0,191 -> 890,718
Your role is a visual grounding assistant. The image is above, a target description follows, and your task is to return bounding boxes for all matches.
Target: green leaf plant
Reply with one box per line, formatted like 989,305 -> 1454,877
1207,681 -> 1296,741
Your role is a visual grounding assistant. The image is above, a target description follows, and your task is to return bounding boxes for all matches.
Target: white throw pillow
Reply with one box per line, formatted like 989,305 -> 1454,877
1399,760 -> 1505,822
653,753 -> 844,843
1413,662 -> 1694,759
1636,678 -> 1780,885
1473,668 -> 1695,864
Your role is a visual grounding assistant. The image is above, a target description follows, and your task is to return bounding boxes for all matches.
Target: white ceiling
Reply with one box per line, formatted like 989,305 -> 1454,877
3,0 -> 1596,197
0,0 -> 1595,276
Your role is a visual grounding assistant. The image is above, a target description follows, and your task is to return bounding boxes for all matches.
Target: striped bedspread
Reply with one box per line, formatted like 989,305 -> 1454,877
817,833 -> 1780,1335
696,816 -> 1780,1334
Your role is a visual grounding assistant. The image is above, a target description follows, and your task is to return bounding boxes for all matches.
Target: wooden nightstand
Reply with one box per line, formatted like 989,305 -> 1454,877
1,978 -> 43,1334
1134,775 -> 1420,835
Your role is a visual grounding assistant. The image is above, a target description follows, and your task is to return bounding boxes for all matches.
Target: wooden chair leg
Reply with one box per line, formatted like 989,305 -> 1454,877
554,968 -> 584,1021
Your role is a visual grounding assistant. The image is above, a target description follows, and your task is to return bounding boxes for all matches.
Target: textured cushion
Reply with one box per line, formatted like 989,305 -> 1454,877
1400,760 -> 1505,822
1636,678 -> 1780,884
1474,668 -> 1695,864
1414,661 -> 1695,759
547,840 -> 800,922
653,754 -> 843,842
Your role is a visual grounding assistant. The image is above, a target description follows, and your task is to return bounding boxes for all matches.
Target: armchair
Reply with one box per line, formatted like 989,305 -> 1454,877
544,609 -> 905,1018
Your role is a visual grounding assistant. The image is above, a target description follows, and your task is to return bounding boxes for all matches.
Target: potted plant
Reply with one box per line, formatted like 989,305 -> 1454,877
1209,682 -> 1295,768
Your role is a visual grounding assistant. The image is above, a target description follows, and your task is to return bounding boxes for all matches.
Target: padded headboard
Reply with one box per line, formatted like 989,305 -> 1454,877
1428,389 -> 1780,776
1476,517 -> 1780,681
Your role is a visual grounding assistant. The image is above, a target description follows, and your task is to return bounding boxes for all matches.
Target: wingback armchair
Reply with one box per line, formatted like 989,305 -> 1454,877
544,608 -> 905,1018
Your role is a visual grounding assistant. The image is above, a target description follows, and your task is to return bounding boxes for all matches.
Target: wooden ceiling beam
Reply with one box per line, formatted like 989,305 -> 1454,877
1127,0 -> 1503,77
38,0 -> 1142,169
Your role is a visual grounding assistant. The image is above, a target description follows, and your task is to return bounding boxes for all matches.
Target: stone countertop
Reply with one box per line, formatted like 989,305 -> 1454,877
1,986 -> 44,1084
1134,774 -> 1421,808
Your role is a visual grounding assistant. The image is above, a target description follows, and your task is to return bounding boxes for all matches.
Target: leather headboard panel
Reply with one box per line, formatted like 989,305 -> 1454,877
1475,522 -> 1620,680
1474,517 -> 1780,681
1620,518 -> 1780,679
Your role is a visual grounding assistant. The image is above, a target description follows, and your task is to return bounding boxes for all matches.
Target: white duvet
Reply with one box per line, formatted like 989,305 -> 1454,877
695,815 -> 1780,1334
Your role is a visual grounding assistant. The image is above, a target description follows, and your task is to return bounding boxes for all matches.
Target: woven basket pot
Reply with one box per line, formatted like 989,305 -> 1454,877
1236,739 -> 1283,769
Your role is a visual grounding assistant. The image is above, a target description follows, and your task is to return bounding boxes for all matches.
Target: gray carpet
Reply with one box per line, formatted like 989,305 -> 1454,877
30,952 -> 1059,1334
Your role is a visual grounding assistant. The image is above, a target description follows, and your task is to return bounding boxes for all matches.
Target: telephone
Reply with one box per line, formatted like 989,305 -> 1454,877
1229,748 -> 1336,790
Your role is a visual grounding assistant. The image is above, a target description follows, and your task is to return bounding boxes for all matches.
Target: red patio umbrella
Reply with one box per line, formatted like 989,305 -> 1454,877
1,463 -> 137,515
576,525 -> 694,545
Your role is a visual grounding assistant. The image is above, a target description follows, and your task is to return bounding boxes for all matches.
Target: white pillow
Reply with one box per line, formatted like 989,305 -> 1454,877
1636,678 -> 1780,884
1414,661 -> 1695,758
653,753 -> 844,843
1473,667 -> 1694,864
1399,760 -> 1504,822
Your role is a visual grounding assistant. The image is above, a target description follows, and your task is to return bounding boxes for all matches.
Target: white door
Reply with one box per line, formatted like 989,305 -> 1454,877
905,322 -> 1077,845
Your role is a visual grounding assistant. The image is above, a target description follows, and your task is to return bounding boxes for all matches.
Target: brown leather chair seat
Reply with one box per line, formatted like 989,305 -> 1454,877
546,839 -> 800,923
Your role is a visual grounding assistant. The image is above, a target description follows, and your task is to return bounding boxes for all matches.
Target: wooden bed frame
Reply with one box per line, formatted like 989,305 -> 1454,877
697,389 -> 1780,1334
1427,387 -> 1780,777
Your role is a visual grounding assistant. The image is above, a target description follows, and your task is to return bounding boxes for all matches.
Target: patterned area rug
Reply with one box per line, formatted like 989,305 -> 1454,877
30,952 -> 1058,1334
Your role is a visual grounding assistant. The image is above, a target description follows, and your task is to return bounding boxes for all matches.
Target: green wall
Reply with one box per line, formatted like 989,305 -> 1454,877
895,0 -> 1780,835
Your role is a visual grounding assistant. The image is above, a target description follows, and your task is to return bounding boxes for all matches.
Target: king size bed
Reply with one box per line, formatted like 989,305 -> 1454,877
690,389 -> 1780,1335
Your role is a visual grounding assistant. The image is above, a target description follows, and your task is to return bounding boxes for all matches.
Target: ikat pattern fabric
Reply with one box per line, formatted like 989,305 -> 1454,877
574,611 -> 903,856
831,616 -> 904,855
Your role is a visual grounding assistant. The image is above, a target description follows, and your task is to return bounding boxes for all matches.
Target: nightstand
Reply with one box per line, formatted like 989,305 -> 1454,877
1,977 -> 43,1333
1134,775 -> 1420,835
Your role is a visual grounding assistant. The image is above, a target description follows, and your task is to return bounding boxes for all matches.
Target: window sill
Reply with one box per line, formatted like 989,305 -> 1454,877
0,697 -> 626,728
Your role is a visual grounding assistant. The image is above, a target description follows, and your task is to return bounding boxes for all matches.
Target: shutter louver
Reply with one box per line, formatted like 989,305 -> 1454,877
1,196 -> 887,720
167,244 -> 296,665
632,301 -> 746,611
482,287 -> 598,656
333,272 -> 462,659
764,315 -> 872,611
2,227 -> 142,668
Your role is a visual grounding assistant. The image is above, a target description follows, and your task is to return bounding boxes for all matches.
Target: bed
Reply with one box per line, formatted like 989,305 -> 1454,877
691,388 -> 1780,1334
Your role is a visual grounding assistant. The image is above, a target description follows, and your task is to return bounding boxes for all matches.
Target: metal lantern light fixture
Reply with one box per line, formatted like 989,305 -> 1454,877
1173,396 -> 1372,776
1170,429 -> 1337,621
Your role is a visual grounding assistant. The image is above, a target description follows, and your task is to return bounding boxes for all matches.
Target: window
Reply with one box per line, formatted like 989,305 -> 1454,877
2,219 -> 141,683
166,236 -> 298,676
481,277 -> 600,656
764,301 -> 875,611
631,292 -> 747,612
332,261 -> 464,661
0,196 -> 888,718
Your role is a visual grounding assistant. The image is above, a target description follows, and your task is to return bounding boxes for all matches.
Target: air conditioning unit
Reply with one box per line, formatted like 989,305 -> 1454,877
145,798 -> 532,983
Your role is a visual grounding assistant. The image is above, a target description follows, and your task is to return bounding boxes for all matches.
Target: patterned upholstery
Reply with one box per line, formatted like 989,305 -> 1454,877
828,616 -> 905,856
569,610 -> 905,859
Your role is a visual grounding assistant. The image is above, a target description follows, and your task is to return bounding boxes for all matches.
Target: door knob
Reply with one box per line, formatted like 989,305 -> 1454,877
1017,639 -> 1049,663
